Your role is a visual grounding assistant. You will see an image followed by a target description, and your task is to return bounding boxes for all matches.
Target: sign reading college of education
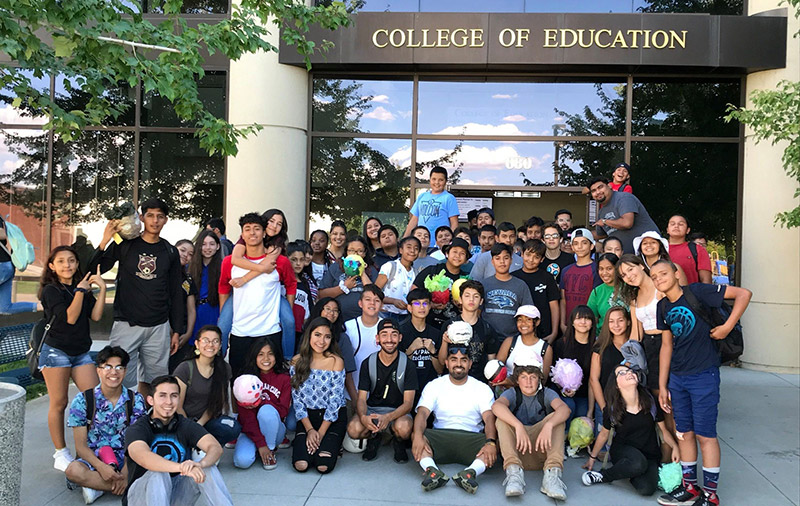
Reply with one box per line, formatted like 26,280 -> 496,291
280,12 -> 786,72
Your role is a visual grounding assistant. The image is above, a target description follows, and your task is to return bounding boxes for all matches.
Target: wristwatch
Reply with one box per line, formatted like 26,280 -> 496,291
485,438 -> 497,446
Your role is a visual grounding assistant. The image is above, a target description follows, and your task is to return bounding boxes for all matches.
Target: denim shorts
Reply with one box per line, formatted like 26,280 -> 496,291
39,343 -> 94,369
668,366 -> 721,438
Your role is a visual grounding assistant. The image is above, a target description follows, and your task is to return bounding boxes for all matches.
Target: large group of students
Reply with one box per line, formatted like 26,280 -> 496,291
1,161 -> 754,506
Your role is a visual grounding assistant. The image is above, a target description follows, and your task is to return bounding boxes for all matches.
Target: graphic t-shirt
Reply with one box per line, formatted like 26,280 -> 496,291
513,269 -> 561,339
594,191 -> 659,254
379,259 -> 417,314
413,265 -> 468,329
398,320 -> 442,394
544,251 -> 575,285
656,283 -> 725,376
442,316 -> 500,381
358,353 -> 419,408
480,276 -> 533,338
409,190 -> 460,239
668,242 -> 712,285
123,415 -> 207,505
559,262 -> 601,321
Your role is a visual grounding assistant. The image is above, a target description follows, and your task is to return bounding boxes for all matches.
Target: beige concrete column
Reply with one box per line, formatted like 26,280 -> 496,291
740,2 -> 800,373
225,13 -> 309,241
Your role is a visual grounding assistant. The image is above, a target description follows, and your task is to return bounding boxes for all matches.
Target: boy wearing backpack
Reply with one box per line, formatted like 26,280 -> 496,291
666,215 -> 712,284
491,356 -> 570,500
65,346 -> 146,504
348,319 -> 418,463
650,260 -> 752,506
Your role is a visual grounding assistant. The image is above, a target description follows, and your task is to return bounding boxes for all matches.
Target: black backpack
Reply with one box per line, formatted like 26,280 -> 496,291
681,286 -> 744,364
508,335 -> 549,359
511,386 -> 551,421
84,388 -> 136,429
27,315 -> 56,381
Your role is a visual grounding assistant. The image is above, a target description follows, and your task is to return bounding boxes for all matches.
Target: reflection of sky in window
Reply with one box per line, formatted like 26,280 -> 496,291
358,0 -> 654,12
0,70 -> 50,126
417,81 -> 624,135
313,79 -> 413,133
0,129 -> 47,182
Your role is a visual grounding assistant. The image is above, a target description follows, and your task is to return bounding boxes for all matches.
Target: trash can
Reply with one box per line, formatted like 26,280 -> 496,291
0,382 -> 25,506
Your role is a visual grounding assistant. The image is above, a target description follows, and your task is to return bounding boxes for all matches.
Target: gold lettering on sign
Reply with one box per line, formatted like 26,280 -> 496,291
370,28 -> 486,48
372,29 -> 388,48
543,29 -> 558,47
594,29 -> 612,48
470,28 -> 484,47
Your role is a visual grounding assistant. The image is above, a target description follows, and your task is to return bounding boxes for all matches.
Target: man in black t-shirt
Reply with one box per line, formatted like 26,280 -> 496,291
412,237 -> 471,329
124,376 -> 231,506
348,319 -> 418,463
399,288 -> 443,405
542,223 -> 574,285
513,239 -> 561,343
91,198 -> 185,393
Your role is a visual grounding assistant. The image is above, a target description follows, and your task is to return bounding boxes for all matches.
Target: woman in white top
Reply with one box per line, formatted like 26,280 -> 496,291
375,236 -> 421,321
496,305 -> 553,382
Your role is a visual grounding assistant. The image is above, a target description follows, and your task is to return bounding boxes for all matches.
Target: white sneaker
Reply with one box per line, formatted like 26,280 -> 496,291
541,467 -> 568,500
53,448 -> 74,472
582,470 -> 604,486
82,487 -> 104,504
503,464 -> 526,497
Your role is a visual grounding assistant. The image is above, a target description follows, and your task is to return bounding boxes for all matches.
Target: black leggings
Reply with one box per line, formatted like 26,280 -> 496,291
292,407 -> 347,474
600,444 -> 660,496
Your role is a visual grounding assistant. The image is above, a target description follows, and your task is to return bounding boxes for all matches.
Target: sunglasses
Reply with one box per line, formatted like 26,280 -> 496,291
447,345 -> 468,355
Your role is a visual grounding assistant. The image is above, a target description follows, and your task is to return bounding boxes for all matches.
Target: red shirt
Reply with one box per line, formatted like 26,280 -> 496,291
668,242 -> 711,284
609,181 -> 633,193
237,370 -> 291,449
225,237 -> 297,296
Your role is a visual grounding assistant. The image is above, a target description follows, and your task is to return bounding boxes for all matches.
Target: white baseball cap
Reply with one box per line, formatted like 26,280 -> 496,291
515,305 -> 541,320
633,231 -> 669,255
570,228 -> 596,245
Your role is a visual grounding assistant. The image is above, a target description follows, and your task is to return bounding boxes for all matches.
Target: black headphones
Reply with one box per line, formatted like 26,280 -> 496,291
148,414 -> 179,433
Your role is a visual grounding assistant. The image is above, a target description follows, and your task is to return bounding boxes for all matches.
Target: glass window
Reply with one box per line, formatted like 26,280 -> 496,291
50,132 -> 136,251
414,139 -> 624,186
417,80 -> 626,136
632,79 -> 740,137
55,75 -> 136,127
141,71 -> 226,127
310,137 -> 411,233
142,0 -> 228,14
630,142 -> 737,246
0,70 -> 50,126
312,78 -> 413,134
139,133 -> 224,242
0,129 -> 50,271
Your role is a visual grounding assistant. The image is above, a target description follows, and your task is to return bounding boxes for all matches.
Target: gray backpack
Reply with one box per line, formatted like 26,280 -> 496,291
367,352 -> 408,394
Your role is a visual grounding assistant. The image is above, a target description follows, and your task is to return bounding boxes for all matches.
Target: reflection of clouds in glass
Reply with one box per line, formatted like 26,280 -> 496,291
398,110 -> 412,119
492,94 -> 518,99
434,122 -> 533,136
313,95 -> 332,104
368,94 -> 390,103
0,104 -> 47,125
502,114 -> 527,122
363,106 -> 396,121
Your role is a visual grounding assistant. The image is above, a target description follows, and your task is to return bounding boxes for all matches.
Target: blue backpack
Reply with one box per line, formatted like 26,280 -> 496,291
1,218 -> 35,271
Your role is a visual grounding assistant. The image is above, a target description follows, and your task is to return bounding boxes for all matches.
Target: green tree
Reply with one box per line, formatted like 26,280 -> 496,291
0,0 -> 355,156
725,0 -> 800,229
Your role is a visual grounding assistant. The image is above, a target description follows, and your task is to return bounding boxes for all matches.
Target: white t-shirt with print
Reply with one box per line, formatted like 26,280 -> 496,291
379,259 -> 416,314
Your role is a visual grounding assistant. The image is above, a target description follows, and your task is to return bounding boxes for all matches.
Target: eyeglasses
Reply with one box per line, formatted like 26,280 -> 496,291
411,301 -> 429,307
615,369 -> 635,377
347,249 -> 365,255
99,365 -> 126,371
447,345 -> 468,355
322,307 -> 340,314
542,234 -> 561,240
199,337 -> 221,346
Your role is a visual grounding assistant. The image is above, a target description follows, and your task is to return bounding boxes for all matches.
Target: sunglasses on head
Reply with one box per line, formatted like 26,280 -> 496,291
447,345 -> 468,355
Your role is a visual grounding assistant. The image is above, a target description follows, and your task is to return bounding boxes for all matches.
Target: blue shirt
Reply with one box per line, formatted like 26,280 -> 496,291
410,190 -> 459,238
656,283 -> 725,376
290,367 -> 346,422
68,386 -> 146,463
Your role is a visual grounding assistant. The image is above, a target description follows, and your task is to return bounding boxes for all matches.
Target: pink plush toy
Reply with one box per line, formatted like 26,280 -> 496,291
550,358 -> 584,392
233,374 -> 263,408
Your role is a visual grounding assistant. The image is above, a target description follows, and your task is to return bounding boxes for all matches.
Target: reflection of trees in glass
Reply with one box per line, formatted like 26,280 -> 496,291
0,131 -> 48,219
312,79 -> 462,231
143,0 -> 228,14
557,81 -> 739,246
638,0 -> 742,14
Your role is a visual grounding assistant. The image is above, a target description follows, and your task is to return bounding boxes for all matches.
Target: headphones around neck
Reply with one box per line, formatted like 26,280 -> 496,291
148,414 -> 179,433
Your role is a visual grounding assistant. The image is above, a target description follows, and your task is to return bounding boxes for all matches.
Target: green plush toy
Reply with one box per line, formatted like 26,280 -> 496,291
658,462 -> 683,493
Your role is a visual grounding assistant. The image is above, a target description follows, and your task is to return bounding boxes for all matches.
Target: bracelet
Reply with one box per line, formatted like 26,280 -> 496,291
338,279 -> 351,294
75,287 -> 88,294
589,454 -> 597,460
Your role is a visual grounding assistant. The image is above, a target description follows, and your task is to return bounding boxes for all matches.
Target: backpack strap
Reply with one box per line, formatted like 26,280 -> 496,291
84,388 -> 96,429
125,388 -> 135,426
396,353 -> 407,393
687,241 -> 699,271
354,321 -> 363,356
618,183 -> 628,192
368,352 -> 378,393
537,387 -> 551,417
512,386 -> 523,417
680,286 -> 715,329
508,335 -> 520,356
540,340 -> 549,358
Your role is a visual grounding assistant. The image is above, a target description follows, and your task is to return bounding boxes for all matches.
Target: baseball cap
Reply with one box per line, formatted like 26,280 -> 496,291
514,305 -> 541,320
570,228 -> 596,245
443,237 -> 471,255
614,162 -> 631,170
377,319 -> 400,333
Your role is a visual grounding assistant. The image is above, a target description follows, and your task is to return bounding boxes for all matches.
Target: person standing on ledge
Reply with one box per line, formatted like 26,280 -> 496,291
587,177 -> 658,254
403,166 -> 459,240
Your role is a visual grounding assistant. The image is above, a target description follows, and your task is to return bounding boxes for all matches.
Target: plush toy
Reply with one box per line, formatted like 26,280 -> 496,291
568,416 -> 595,451
342,255 -> 366,277
447,320 -> 473,345
233,374 -> 263,408
551,358 -> 584,393
423,270 -> 454,305
104,202 -> 141,240
484,359 -> 508,384
451,278 -> 468,305
658,462 -> 683,493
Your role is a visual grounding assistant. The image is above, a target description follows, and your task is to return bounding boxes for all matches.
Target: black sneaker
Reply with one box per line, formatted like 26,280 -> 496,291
421,466 -> 449,491
392,436 -> 408,463
453,468 -> 479,494
692,491 -> 720,506
362,436 -> 380,461
658,483 -> 702,506
65,476 -> 79,491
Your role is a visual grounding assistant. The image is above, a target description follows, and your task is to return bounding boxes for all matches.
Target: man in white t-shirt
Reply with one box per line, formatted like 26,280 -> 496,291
376,236 -> 420,321
412,342 -> 497,494
343,285 -> 384,397
218,213 -> 281,377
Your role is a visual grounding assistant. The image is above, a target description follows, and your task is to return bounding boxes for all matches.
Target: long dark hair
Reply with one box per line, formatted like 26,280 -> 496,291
292,317 -> 341,390
637,237 -> 670,272
560,305 -> 596,372
262,208 -> 288,255
604,364 -> 655,427
362,217 -> 382,256
614,254 -> 648,305
308,297 -> 344,341
343,235 -> 374,267
38,245 -> 82,299
189,230 -> 221,307
595,306 -> 631,357
194,325 -> 230,418
241,336 -> 286,377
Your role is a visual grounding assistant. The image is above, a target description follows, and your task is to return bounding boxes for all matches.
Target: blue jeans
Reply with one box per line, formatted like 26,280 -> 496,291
203,415 -> 241,445
560,394 -> 589,425
0,261 -> 36,314
218,296 -> 294,360
233,404 -> 286,469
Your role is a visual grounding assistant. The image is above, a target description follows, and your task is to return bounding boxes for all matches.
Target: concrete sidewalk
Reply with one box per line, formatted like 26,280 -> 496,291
19,367 -> 800,506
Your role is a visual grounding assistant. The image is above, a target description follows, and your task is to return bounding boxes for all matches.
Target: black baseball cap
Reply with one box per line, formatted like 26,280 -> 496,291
443,237 -> 471,255
377,319 -> 400,332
